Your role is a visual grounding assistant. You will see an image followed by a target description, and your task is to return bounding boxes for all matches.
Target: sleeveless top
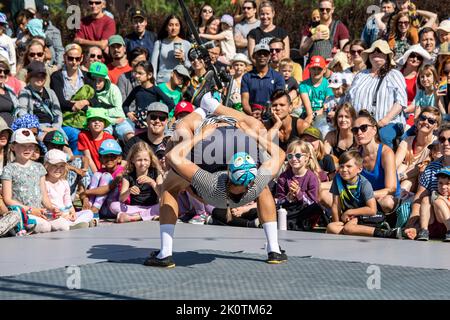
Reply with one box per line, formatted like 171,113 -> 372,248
332,130 -> 358,158
361,144 -> 400,197
278,117 -> 300,151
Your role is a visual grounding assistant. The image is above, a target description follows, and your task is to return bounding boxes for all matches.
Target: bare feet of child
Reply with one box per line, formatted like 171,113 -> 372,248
403,227 -> 417,240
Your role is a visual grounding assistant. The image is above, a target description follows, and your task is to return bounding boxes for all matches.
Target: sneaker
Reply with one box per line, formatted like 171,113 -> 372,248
188,213 -> 208,225
416,228 -> 429,241
0,211 -> 20,237
205,215 -> 214,225
266,249 -> 288,264
386,227 -> 403,239
192,70 -> 215,108
444,231 -> 450,242
70,222 -> 89,230
143,251 -> 176,268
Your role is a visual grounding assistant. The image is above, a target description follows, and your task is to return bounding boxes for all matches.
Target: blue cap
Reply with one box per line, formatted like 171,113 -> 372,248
99,139 -> 122,155
436,167 -> 450,178
228,152 -> 257,187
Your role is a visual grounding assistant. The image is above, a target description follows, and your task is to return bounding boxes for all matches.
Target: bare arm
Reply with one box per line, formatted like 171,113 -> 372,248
416,10 -> 437,29
74,38 -> 108,51
394,140 -> 408,169
119,178 -> 131,203
83,150 -> 98,173
300,92 -> 314,125
331,195 -> 340,222
241,92 -> 252,115
40,176 -> 54,211
234,30 -> 248,48
283,37 -> 290,58
379,103 -> 403,127
300,35 -> 314,56
199,32 -> 227,41
247,37 -> 256,63
345,198 -> 377,217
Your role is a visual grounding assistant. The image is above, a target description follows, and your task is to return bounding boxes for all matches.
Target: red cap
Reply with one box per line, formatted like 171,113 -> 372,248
308,55 -> 327,69
174,101 -> 194,117
251,103 -> 265,111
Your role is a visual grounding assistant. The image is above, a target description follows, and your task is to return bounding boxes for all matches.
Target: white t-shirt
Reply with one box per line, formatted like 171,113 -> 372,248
0,34 -> 16,75
220,29 -> 236,63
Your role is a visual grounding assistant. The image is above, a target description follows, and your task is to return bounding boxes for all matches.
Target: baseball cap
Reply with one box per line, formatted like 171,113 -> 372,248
147,102 -> 169,115
220,14 -> 234,27
436,167 -> 450,178
43,130 -> 68,146
253,43 -> 270,55
99,139 -> 122,156
0,12 -> 7,25
174,101 -> 194,117
131,8 -> 146,19
89,61 -> 108,78
228,152 -> 257,187
301,126 -> 323,141
173,64 -> 191,79
108,35 -> 125,47
27,61 -> 47,78
44,149 -> 68,164
251,104 -> 265,111
11,128 -> 38,144
308,55 -> 327,69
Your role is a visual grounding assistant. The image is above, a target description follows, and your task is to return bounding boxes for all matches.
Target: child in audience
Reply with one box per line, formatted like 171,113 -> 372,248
324,72 -> 349,121
44,149 -> 94,231
1,128 -> 57,235
417,168 -> 450,241
279,58 -> 299,105
81,139 -> 124,220
413,65 -> 446,119
78,108 -> 115,173
276,139 -> 322,230
110,142 -> 163,223
326,150 -> 402,238
199,14 -> 236,63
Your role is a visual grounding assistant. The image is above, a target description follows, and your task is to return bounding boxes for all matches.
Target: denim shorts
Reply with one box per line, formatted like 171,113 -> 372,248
104,119 -> 135,141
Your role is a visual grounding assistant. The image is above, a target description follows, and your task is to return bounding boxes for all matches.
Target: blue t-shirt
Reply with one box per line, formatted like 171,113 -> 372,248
299,77 -> 334,113
414,89 -> 436,109
241,68 -> 285,106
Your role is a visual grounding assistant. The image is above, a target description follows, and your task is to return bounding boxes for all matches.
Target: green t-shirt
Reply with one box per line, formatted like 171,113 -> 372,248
157,83 -> 182,119
299,77 -> 334,113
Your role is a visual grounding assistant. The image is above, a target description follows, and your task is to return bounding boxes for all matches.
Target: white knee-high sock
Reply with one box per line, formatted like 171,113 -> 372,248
263,222 -> 281,254
157,224 -> 175,259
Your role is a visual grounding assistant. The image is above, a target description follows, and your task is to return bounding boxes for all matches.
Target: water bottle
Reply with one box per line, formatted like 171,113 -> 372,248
277,208 -> 287,231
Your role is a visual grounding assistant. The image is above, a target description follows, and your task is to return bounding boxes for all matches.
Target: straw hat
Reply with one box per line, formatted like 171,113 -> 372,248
361,39 -> 396,66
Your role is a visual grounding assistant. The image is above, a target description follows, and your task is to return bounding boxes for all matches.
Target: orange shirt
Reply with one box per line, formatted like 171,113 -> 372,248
107,63 -> 133,85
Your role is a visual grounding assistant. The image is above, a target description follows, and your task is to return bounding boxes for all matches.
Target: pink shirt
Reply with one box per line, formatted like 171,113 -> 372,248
46,179 -> 72,211
100,164 -> 125,179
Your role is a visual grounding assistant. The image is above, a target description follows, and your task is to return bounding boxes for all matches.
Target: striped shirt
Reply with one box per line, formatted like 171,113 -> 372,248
419,157 -> 444,192
348,69 -> 407,125
191,168 -> 272,209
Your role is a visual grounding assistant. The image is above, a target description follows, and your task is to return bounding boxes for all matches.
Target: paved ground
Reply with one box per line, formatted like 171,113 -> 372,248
1,221 -> 450,299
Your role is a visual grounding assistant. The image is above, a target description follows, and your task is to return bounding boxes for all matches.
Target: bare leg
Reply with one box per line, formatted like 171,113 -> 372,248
256,186 -> 277,223
326,221 -> 345,234
343,218 -> 375,237
420,196 -> 432,230
159,169 -> 191,225
433,198 -> 450,231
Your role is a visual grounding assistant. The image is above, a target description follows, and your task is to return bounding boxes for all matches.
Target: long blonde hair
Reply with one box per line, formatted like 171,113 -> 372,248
125,142 -> 163,176
286,139 -> 321,176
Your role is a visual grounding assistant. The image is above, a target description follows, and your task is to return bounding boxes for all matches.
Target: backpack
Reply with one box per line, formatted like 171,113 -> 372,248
309,20 -> 339,60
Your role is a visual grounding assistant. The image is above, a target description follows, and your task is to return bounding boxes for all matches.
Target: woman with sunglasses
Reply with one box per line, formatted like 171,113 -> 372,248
247,1 -> 289,61
396,44 -> 431,126
151,14 -> 191,85
348,39 -> 407,150
353,110 -> 401,223
345,40 -> 367,75
50,43 -> 95,155
197,4 -> 215,34
395,107 -> 440,193
16,39 -> 56,89
387,12 -> 419,61
0,58 -> 19,127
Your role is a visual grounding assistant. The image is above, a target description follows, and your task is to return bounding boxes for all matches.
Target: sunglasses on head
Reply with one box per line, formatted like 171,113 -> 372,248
66,56 -> 82,62
28,52 -> 44,58
270,48 -> 282,53
409,53 -> 423,60
319,8 -> 331,13
287,153 -> 304,160
351,124 -> 375,134
89,1 -> 102,5
0,68 -> 10,75
419,114 -> 437,125
148,114 -> 168,121
439,136 -> 450,144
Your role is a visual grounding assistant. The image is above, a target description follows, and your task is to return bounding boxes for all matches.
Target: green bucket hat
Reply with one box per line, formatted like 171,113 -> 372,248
84,108 -> 111,128
301,126 -> 323,141
89,61 -> 108,79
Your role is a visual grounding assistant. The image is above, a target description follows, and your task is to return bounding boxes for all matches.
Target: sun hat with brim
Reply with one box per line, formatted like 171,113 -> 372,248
11,128 -> 38,144
84,108 -> 111,128
0,54 -> 10,71
396,44 -> 432,66
301,126 -> 323,141
437,20 -> 450,34
436,167 -> 450,179
44,149 -> 68,164
0,117 -> 12,137
88,61 -> 108,79
230,53 -> 252,65
361,39 -> 396,66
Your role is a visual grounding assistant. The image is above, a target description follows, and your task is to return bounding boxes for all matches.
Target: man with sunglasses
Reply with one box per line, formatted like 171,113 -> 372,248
300,0 -> 349,60
122,102 -> 169,160
269,38 -> 303,83
241,43 -> 285,115
124,9 -> 156,58
234,0 -> 260,57
74,0 -> 116,51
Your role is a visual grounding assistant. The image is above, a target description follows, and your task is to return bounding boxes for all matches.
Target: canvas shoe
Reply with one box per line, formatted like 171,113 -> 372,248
188,213 -> 208,225
266,249 -> 288,264
143,251 -> 175,268
416,229 -> 429,241
0,211 -> 20,237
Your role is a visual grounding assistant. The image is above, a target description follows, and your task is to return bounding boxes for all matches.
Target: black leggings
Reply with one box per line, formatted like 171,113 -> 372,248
211,208 -> 258,228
